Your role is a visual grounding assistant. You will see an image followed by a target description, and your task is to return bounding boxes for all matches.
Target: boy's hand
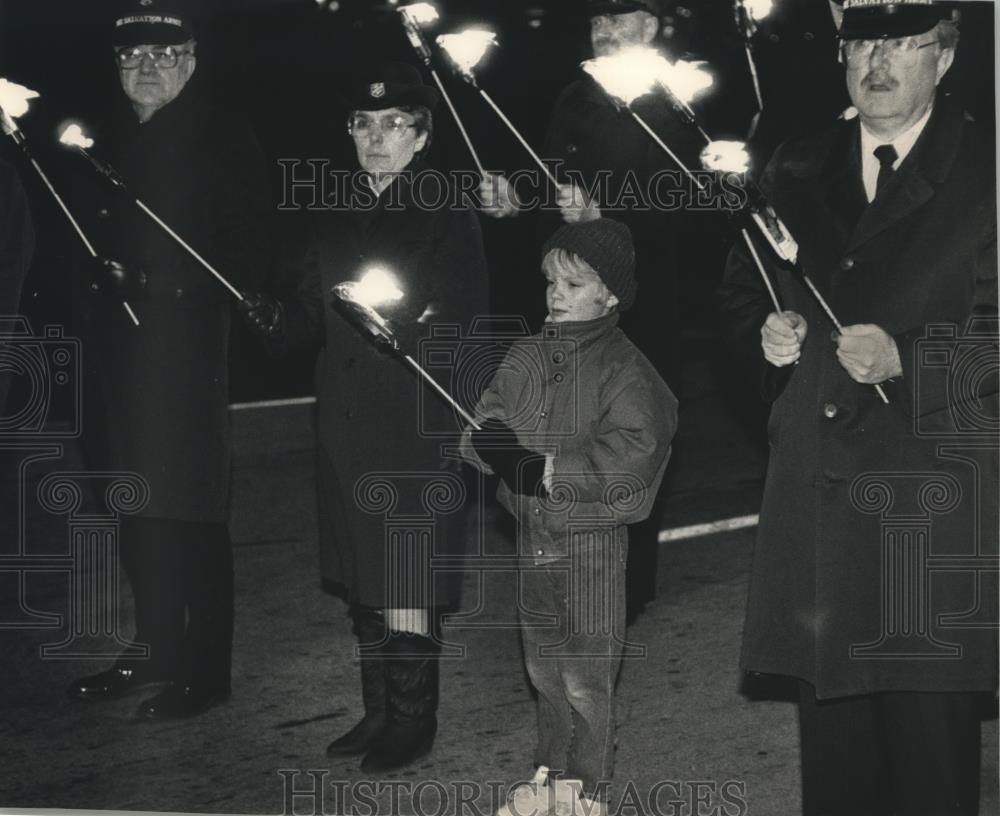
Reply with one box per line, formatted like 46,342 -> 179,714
471,419 -> 547,497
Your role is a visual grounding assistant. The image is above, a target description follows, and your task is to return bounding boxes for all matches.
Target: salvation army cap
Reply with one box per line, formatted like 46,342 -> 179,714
587,0 -> 662,18
349,62 -> 440,112
840,0 -> 948,40
112,0 -> 194,47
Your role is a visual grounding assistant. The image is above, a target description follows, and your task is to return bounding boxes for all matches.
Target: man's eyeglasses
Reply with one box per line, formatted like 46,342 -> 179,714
840,36 -> 939,68
348,114 -> 417,138
115,46 -> 192,70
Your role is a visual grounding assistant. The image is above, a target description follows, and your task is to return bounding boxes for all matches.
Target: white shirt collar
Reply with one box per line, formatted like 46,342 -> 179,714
859,105 -> 934,202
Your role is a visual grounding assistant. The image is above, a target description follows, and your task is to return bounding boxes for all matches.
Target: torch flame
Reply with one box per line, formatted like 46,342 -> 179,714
437,29 -> 498,75
399,2 -> 439,25
350,267 -> 405,309
582,47 -> 713,107
745,0 -> 774,22
658,58 -> 714,105
0,78 -> 39,120
701,140 -> 750,174
59,124 -> 95,150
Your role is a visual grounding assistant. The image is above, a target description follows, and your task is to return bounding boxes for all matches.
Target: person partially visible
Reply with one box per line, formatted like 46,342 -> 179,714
0,159 -> 34,416
460,219 -> 677,816
67,0 -> 272,719
241,62 -> 489,772
717,1 -> 997,813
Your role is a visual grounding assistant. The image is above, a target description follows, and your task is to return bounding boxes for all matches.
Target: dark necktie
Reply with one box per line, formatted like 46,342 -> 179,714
873,144 -> 898,200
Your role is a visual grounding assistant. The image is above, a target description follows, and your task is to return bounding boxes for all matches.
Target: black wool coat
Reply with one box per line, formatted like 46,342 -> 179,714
281,165 -> 489,607
718,94 -> 998,699
78,84 -> 272,522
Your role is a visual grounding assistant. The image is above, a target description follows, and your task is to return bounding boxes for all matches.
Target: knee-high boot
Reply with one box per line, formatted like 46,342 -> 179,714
360,630 -> 439,772
326,609 -> 387,756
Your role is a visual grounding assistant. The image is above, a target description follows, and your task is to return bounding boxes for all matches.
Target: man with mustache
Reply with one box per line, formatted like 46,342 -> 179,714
718,1 -> 997,813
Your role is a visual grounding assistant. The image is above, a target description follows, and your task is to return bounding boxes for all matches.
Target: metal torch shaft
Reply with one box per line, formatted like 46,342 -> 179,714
3,121 -> 140,326
403,354 -> 482,430
628,109 -> 708,192
431,69 -> 487,178
478,89 -> 559,188
740,228 -> 781,313
133,199 -> 244,302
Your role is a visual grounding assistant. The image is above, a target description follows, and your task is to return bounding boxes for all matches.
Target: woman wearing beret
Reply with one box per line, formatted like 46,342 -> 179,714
241,62 -> 489,771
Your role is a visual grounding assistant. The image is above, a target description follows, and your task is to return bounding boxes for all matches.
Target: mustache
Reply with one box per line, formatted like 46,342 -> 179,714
862,71 -> 898,88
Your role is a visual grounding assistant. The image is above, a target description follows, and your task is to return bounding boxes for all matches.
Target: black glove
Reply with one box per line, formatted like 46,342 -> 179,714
88,257 -> 146,299
471,418 -> 546,497
238,292 -> 285,343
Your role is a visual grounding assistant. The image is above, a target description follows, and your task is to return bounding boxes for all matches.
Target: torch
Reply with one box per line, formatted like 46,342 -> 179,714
332,267 -> 482,430
437,29 -> 559,189
58,124 -> 244,303
734,0 -> 773,135
397,3 -> 488,180
0,81 -> 141,326
584,50 -> 889,403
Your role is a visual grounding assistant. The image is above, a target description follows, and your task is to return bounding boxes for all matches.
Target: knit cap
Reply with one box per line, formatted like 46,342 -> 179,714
542,218 -> 638,311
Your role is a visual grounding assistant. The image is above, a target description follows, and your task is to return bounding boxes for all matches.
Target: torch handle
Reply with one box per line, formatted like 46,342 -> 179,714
628,109 -> 708,192
133,199 -> 244,302
478,89 -> 559,189
16,147 -> 141,326
431,69 -> 487,178
740,229 -> 781,313
403,354 -> 482,430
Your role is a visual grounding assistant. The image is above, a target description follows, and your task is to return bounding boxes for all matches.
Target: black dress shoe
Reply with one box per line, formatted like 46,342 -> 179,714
67,666 -> 165,701
135,683 -> 231,720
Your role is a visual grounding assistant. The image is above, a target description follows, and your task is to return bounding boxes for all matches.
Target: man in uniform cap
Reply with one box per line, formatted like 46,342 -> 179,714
67,0 -> 272,719
718,1 -> 996,812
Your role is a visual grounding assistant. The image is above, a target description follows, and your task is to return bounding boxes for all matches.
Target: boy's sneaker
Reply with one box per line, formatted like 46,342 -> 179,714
552,779 -> 607,816
497,768 -> 550,816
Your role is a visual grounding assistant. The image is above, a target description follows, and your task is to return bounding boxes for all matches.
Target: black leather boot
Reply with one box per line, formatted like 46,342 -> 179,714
360,630 -> 439,773
326,609 -> 387,756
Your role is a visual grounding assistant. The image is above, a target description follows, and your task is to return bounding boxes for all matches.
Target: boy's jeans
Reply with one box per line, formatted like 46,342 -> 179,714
518,530 -> 629,800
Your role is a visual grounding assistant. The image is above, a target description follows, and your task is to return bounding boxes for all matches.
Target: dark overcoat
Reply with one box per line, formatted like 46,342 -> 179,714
718,95 -> 998,699
281,165 -> 489,607
79,84 -> 272,522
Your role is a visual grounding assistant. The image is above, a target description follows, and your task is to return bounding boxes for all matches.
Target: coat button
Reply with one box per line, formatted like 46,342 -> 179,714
823,402 -> 839,419
175,288 -> 184,298
536,548 -> 544,556
540,411 -> 548,419
566,143 -> 578,155
90,283 -> 99,292
552,351 -> 566,364
98,208 -> 110,218
840,257 -> 855,271
533,507 -> 541,516
553,373 -> 565,384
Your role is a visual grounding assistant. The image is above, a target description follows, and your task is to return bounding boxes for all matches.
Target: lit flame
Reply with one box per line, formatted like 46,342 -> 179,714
658,58 -> 714,105
400,2 -> 439,25
0,78 -> 39,120
745,0 -> 774,22
350,267 -> 405,309
59,124 -> 95,150
701,141 -> 750,173
437,29 -> 498,75
582,47 -> 713,107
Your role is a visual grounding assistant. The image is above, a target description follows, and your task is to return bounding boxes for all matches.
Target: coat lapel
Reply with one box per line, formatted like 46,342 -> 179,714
845,95 -> 964,253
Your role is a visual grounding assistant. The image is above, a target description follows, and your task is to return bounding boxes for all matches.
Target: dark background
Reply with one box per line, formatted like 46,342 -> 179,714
1,0 -> 993,405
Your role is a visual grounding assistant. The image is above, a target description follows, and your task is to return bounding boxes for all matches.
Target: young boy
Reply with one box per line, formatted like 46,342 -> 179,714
460,219 -> 678,816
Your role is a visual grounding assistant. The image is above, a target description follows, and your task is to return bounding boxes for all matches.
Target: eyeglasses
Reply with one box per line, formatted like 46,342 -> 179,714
348,114 -> 417,138
115,46 -> 191,70
840,37 -> 939,68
